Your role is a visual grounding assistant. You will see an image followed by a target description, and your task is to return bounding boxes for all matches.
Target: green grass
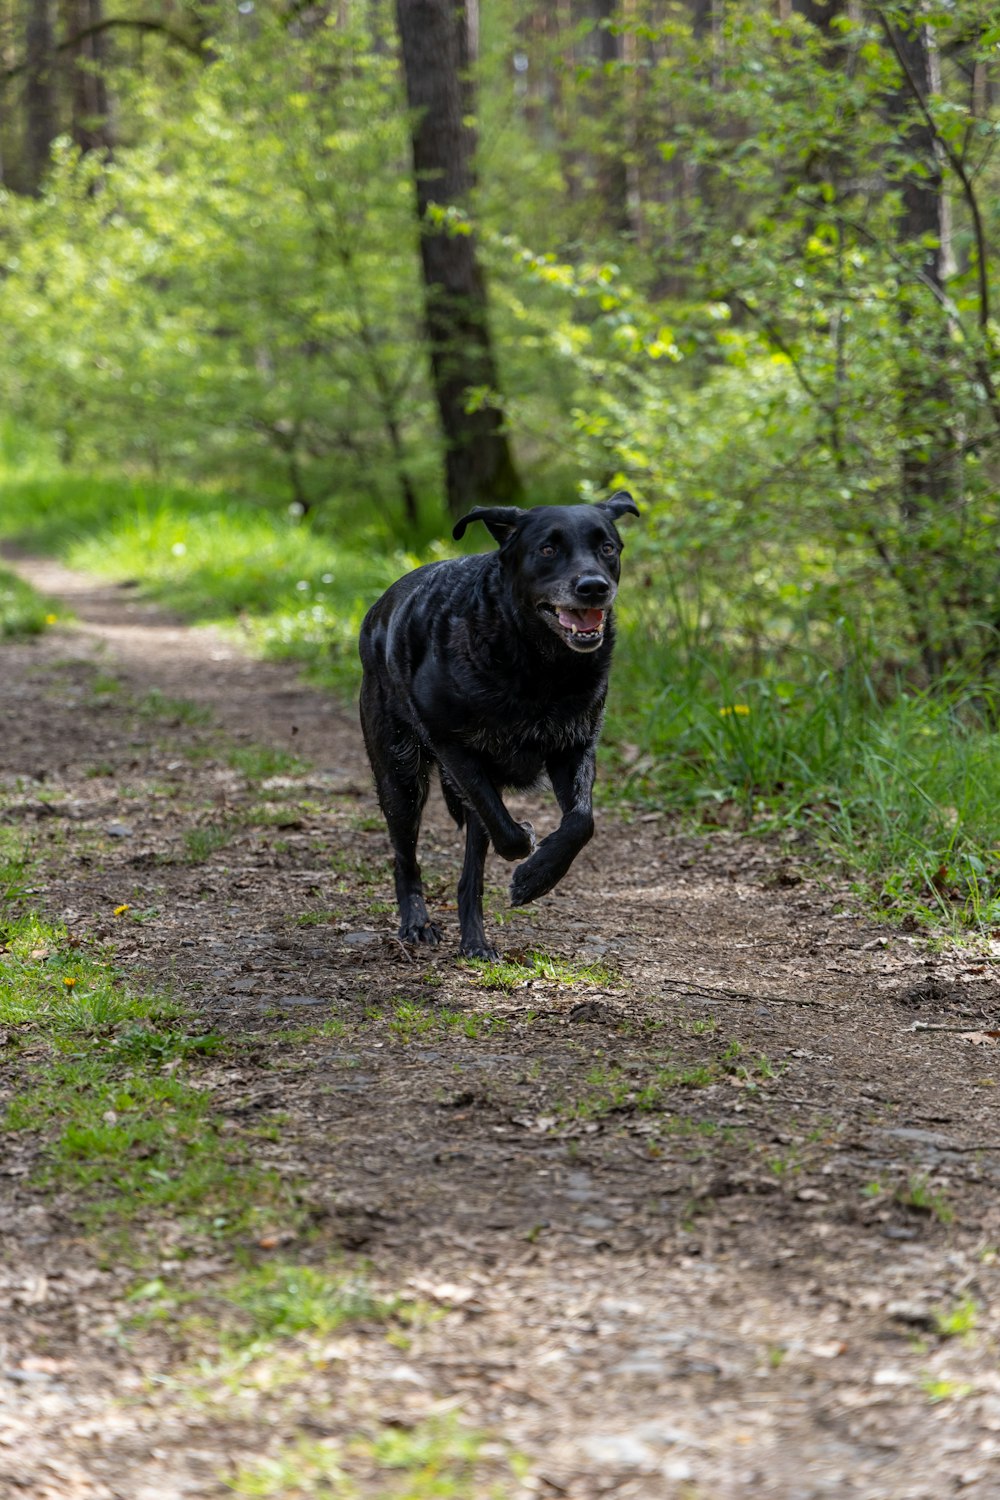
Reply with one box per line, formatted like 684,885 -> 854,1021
124,1262 -> 519,1498
2,464 -> 997,936
0,470 -> 410,694
225,1415 -> 510,1500
0,564 -> 59,638
932,1295 -> 979,1341
184,823 -> 235,863
387,998 -> 508,1042
561,1041 -> 781,1124
209,1261 -> 404,1353
608,612 -> 1000,936
462,950 -> 614,991
0,857 -> 297,1243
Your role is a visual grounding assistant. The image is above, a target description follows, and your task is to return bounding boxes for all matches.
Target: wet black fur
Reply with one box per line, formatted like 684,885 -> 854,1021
358,494 -> 639,959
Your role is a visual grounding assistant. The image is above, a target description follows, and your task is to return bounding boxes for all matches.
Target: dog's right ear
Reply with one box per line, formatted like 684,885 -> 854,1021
452,506 -> 525,544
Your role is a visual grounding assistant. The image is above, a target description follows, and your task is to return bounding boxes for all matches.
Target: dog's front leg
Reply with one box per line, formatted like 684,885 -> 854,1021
509,745 -> 596,907
432,740 -> 536,861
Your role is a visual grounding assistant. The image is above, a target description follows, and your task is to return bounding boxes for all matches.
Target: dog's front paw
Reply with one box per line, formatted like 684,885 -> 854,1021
460,940 -> 501,962
399,920 -> 442,947
510,855 -> 554,908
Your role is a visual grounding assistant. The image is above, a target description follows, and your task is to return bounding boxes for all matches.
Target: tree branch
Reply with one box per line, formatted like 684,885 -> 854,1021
3,18 -> 205,80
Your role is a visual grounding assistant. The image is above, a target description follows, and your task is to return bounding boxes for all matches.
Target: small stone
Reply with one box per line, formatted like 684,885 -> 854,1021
105,822 -> 133,838
580,1434 -> 656,1469
568,1000 -> 608,1023
886,1300 -> 935,1330
343,930 -> 380,947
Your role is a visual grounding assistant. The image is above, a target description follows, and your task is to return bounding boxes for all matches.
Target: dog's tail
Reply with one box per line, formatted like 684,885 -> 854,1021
439,772 -> 466,830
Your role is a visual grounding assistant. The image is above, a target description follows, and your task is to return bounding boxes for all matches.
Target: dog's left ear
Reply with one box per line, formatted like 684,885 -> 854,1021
594,490 -> 640,522
452,506 -> 525,544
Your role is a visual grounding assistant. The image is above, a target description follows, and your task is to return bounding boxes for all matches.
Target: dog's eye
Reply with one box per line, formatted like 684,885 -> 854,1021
539,544 -> 556,557
600,541 -> 617,558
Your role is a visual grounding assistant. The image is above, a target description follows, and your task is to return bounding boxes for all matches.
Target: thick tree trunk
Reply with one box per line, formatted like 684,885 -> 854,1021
25,0 -> 57,194
395,0 -> 522,516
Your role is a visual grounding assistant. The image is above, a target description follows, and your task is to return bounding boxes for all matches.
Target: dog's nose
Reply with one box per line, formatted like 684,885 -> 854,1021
574,573 -> 613,603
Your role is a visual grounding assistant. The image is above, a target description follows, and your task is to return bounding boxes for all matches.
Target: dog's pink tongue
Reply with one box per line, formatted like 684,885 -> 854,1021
557,607 -> 605,632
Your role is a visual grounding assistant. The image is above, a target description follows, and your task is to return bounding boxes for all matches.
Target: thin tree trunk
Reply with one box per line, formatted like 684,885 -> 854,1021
65,0 -> 114,156
395,0 -> 522,516
884,13 -> 961,678
25,0 -> 57,193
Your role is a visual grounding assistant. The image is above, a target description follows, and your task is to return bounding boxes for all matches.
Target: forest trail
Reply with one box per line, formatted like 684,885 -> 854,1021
2,550 -> 1000,1500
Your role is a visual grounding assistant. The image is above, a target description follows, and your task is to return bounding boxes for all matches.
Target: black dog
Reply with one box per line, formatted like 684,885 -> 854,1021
358,493 -> 639,958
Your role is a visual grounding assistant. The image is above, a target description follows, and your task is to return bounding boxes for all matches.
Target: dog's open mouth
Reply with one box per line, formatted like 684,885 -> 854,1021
538,603 -> 607,651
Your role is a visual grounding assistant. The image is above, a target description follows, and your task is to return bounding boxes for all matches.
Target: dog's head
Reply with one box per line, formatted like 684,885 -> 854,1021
453,492 -> 640,654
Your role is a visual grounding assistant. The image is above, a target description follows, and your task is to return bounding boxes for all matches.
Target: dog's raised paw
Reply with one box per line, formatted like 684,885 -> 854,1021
510,861 -> 550,908
495,821 -> 536,862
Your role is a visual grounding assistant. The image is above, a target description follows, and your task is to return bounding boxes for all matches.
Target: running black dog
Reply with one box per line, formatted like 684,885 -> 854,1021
358,493 -> 639,958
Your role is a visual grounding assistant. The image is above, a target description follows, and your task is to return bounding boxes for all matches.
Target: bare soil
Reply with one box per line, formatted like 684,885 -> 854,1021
2,550 -> 1000,1499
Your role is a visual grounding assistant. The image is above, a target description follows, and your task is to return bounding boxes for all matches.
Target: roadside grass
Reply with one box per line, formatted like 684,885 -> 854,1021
2,467 -> 998,937
0,563 -> 60,637
609,611 -> 1000,939
0,470 -> 409,695
0,847 -> 298,1246
123,1262 -> 521,1498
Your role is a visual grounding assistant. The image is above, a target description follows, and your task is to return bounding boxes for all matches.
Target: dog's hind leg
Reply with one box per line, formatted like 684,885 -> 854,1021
379,755 -> 441,947
360,687 -> 440,948
456,812 -> 498,961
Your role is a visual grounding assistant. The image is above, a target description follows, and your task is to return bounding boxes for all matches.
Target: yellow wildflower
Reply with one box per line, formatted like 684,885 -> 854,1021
114,904 -> 131,916
718,704 -> 751,717
63,976 -> 77,989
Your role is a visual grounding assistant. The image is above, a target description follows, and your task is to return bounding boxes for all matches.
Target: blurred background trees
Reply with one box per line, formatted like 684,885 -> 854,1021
0,0 -> 998,686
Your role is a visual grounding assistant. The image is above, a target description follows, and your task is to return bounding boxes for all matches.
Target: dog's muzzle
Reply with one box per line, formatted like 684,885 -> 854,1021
537,602 -> 608,652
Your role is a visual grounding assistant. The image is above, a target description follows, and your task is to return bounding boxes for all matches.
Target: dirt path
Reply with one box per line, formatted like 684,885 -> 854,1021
2,551 -> 1000,1499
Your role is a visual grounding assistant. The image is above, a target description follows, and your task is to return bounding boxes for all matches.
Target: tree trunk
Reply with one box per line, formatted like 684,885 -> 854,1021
395,0 -> 522,517
66,0 -> 114,157
885,13 -> 961,678
25,0 -> 57,193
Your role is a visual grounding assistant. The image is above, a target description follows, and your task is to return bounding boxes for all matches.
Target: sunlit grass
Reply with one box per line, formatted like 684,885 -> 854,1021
609,618 -> 1000,936
0,885 -> 293,1239
461,950 -> 613,992
0,564 -> 59,638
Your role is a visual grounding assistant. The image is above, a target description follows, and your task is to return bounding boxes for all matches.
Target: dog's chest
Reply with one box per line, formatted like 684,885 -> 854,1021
460,694 -> 600,770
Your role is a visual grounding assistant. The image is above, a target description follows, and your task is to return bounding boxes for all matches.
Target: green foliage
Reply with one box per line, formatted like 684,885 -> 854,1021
0,7 -> 435,530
